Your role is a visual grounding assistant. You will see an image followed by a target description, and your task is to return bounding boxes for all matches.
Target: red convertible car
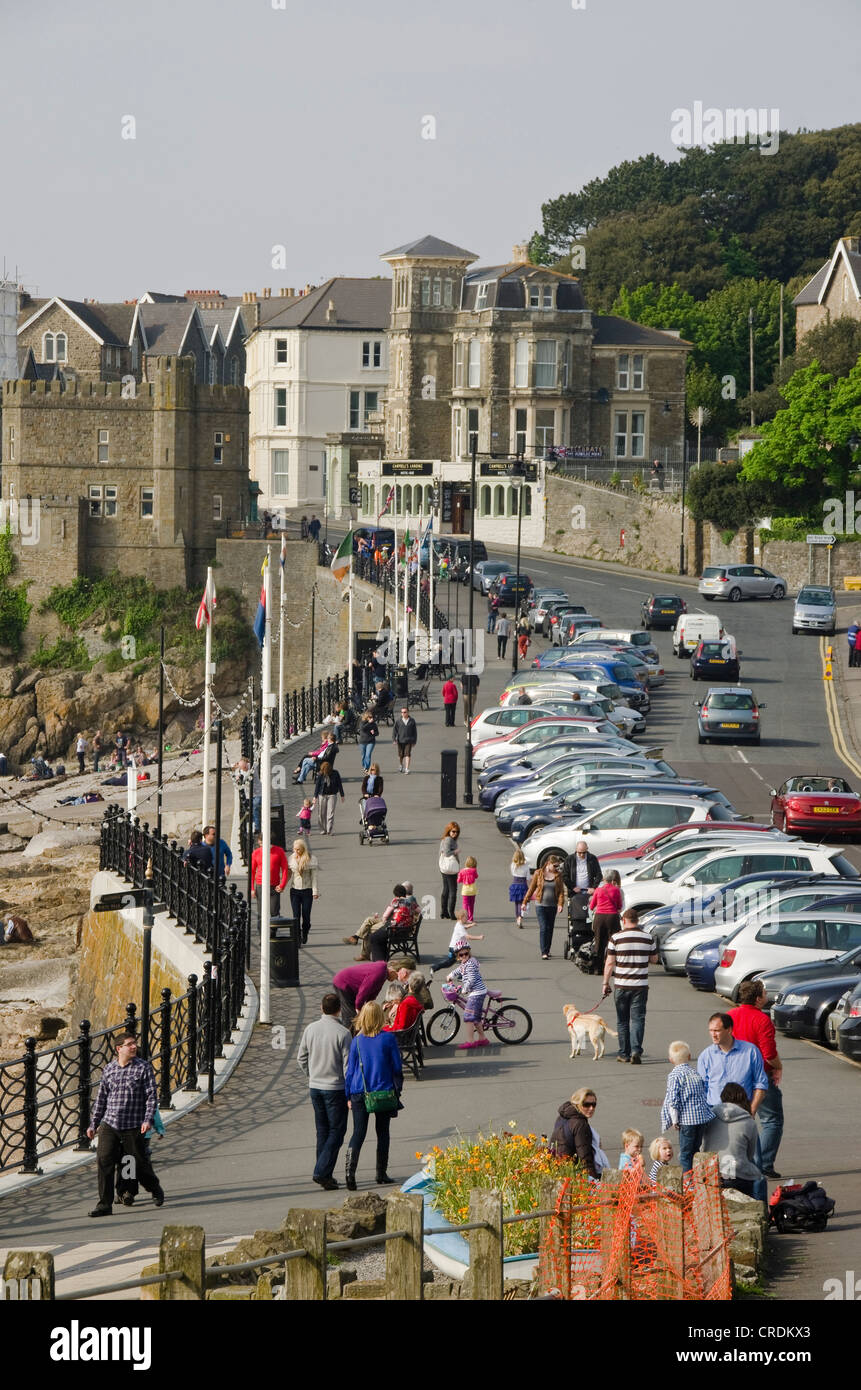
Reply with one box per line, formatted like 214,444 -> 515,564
770,776 -> 861,836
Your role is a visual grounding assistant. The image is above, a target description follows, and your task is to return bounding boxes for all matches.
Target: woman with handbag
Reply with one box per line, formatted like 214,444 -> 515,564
439,820 -> 461,919
344,1001 -> 404,1189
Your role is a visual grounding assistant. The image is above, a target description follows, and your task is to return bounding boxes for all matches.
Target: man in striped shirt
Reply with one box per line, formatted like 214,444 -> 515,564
602,907 -> 657,1065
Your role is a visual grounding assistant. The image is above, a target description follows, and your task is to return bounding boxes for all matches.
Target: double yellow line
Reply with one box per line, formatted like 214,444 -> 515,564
820,636 -> 861,778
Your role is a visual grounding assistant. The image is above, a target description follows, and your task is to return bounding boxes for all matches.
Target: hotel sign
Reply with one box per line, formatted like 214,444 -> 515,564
479,461 -> 538,481
381,461 -> 433,476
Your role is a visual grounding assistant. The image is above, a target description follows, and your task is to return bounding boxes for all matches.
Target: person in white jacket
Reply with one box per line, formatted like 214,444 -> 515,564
288,839 -> 320,945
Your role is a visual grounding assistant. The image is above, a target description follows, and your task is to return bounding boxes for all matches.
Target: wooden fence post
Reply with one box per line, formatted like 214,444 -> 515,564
467,1188 -> 503,1300
159,1225 -> 206,1300
691,1152 -> 726,1296
285,1207 -> 327,1300
384,1190 -> 424,1301
4,1251 -> 54,1300
656,1165 -> 685,1298
538,1179 -> 568,1298
599,1169 -> 629,1299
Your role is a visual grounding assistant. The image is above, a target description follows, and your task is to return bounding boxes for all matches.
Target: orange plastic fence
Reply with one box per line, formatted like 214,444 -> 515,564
539,1155 -> 733,1300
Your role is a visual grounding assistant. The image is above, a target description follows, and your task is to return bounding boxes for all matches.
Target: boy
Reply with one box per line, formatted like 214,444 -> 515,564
660,1040 -> 714,1173
618,1128 -> 644,1170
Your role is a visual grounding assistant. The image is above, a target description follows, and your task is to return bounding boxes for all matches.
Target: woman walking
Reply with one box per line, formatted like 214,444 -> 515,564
288,838 -> 320,944
75,733 -> 87,776
438,821 -> 461,919
361,763 -> 384,798
313,761 -> 345,835
344,1001 -> 403,1189
589,869 -> 623,966
523,855 -> 565,959
358,711 -> 379,772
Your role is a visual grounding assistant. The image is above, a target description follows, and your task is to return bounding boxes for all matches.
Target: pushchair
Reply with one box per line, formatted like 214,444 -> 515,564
563,896 -> 594,963
359,794 -> 389,845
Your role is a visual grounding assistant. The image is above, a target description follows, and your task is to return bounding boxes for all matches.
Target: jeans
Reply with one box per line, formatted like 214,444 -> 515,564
678,1122 -> 707,1174
360,741 -> 375,770
77,753 -> 86,774
444,704 -> 456,726
290,886 -> 313,942
96,1123 -> 161,1209
255,885 -> 281,920
347,1094 -> 393,1173
297,757 -> 316,783
335,986 -> 358,1028
252,795 -> 262,832
429,949 -> 455,973
93,754 -> 101,772
614,987 -> 648,1058
309,1089 -> 348,1180
756,1083 -> 784,1173
535,905 -> 557,955
497,635 -> 509,658
486,612 -> 497,633
441,874 -> 458,918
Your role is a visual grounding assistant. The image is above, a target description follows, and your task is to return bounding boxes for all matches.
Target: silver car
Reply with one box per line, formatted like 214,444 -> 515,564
699,564 -> 787,602
472,560 -> 512,594
793,585 -> 836,635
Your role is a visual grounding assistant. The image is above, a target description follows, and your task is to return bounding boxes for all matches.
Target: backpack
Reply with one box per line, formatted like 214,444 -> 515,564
769,1181 -> 835,1233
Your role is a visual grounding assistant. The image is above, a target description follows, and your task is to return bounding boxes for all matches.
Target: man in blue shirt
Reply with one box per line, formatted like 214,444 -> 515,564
203,823 -> 232,879
697,1013 -> 768,1113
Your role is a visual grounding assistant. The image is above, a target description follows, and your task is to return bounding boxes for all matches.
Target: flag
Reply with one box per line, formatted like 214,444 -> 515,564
330,531 -> 353,583
378,488 -> 394,520
253,555 -> 268,647
195,573 -> 216,630
279,531 -> 287,570
400,527 -> 411,563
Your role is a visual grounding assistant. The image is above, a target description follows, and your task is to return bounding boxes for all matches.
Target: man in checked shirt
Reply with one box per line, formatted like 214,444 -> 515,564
86,1032 -> 165,1217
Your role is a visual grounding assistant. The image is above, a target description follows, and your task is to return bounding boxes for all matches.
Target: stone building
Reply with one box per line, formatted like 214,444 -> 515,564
2,356 -> 250,597
793,237 -> 861,344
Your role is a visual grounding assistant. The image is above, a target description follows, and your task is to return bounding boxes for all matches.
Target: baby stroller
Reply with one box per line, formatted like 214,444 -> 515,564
359,794 -> 389,846
563,897 -> 594,963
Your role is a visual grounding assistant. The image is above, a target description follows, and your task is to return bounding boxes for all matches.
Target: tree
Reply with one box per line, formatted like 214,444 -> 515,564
687,462 -> 770,530
740,316 -> 861,424
741,361 -> 861,504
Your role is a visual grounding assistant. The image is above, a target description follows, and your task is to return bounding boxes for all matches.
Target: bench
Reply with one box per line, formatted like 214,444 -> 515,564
406,679 -> 431,710
393,1017 -> 424,1080
384,913 -> 423,963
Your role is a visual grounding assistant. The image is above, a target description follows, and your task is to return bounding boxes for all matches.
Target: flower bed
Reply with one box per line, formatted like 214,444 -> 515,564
418,1129 -> 600,1259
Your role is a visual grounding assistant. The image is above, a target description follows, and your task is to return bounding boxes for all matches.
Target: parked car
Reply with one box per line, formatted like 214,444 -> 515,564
540,656 -> 651,712
500,681 -> 628,709
472,560 -> 513,594
714,912 -> 861,1000
541,600 -> 587,638
695,687 -> 765,745
621,843 -> 845,918
769,775 -> 861,836
599,821 -> 787,875
421,535 -> 487,571
763,945 -> 861,1043
690,639 -> 740,682
642,593 -> 687,629
553,614 -> 603,645
476,746 -> 669,809
471,717 -> 619,771
495,573 -> 533,607
835,980 -> 861,1061
698,564 -> 787,602
507,781 -> 733,844
793,585 -> 836,636
523,797 -> 735,870
684,935 -> 728,991
529,591 -> 572,630
468,704 -> 558,743
580,629 -> 660,663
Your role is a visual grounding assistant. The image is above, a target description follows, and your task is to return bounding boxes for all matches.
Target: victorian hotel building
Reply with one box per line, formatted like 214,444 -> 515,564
326,236 -> 689,548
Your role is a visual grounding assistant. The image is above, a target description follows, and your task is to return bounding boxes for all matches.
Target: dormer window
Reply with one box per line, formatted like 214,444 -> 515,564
475,282 -> 489,310
528,284 -> 553,309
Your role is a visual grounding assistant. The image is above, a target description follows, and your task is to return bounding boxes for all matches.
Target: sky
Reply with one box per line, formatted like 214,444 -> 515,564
1,0 -> 858,301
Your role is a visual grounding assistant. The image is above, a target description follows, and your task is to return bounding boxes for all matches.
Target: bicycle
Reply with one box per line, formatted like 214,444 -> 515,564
426,984 -> 533,1046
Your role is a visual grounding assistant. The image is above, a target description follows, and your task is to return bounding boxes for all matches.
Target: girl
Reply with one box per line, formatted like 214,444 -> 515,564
589,869 -> 623,966
296,798 -> 313,841
457,856 -> 479,923
523,855 -> 565,959
428,909 -> 484,974
648,1136 -> 674,1182
448,943 -> 489,1050
618,1128 -> 644,1170
509,847 -> 528,927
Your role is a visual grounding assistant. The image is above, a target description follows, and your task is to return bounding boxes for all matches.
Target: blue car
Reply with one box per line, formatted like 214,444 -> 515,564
476,740 -> 646,808
532,653 -> 650,713
684,937 -> 725,991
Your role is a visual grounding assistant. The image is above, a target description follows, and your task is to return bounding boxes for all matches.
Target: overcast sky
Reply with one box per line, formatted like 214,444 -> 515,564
2,0 -> 858,300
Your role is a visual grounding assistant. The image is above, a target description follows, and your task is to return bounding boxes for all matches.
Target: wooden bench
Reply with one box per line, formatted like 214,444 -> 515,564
393,1017 -> 424,1080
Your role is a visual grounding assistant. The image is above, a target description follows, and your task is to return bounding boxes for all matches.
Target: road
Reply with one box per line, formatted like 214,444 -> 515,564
1,548 -> 857,1303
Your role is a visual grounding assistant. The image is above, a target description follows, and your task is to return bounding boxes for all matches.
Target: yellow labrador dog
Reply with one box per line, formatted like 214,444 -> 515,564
563,1004 -> 618,1061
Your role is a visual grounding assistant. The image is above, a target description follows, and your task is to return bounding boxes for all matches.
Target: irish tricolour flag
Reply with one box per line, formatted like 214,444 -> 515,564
330,531 -> 353,583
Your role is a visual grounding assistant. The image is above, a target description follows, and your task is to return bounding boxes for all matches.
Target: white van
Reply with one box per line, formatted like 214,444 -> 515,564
673,612 -> 725,658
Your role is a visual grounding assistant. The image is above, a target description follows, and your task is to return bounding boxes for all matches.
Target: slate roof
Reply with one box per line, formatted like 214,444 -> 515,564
793,243 -> 861,306
254,278 -> 391,331
198,306 -> 246,346
137,302 -> 199,353
591,315 -> 693,348
467,262 -> 580,283
382,235 -> 478,262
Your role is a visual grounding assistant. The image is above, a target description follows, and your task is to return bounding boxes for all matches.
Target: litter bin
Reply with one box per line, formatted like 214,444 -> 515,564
270,916 -> 300,987
440,748 -> 458,808
395,664 -> 409,698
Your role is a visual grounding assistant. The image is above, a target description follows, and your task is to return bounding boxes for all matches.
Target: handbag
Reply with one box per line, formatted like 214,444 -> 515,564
356,1038 -> 399,1114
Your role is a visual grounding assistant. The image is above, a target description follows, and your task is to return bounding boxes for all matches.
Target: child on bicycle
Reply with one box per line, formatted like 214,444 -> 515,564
449,941 -> 488,1050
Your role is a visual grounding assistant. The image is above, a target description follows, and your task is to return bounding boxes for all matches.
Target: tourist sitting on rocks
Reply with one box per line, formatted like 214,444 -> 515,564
26,755 -> 52,780
0,752 -> 9,776
2,915 -> 34,944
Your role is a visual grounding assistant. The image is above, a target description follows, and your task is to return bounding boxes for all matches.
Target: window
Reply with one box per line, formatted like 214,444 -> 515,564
694,854 -> 746,885
631,412 -> 645,457
535,340 -> 557,388
507,486 -> 517,516
43,333 -> 54,362
55,332 -> 67,362
632,354 -> 644,390
395,413 -> 402,453
515,408 -> 527,456
361,340 -> 382,368
421,277 -> 430,307
823,919 -> 861,949
275,388 -> 287,427
140,486 -> 154,518
528,283 -> 553,309
432,277 -> 441,307
493,485 -> 505,516
535,408 -> 555,451
363,390 -> 379,425
444,279 -> 453,307
212,495 -> 222,521
523,485 -> 532,517
562,341 -> 570,389
8,426 -> 14,461
89,484 -> 117,517
755,919 -> 818,949
592,804 -> 637,829
476,282 -> 489,310
514,339 -> 529,388
276,338 -> 288,364
468,339 -> 480,388
467,408 -> 479,456
617,354 -> 629,390
614,412 -> 628,457
480,484 -> 491,516
397,351 -> 404,388
349,390 -> 361,429
213,431 -> 224,465
97,429 -> 109,464
454,409 -> 462,459
272,450 -> 289,494
454,341 -> 465,387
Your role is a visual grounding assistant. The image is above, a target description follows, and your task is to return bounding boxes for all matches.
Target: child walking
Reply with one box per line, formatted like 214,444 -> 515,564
296,798 -> 313,841
659,1039 -> 714,1173
618,1128 -> 644,1170
457,856 -> 479,923
648,1136 -> 674,1182
509,847 -> 528,928
428,909 -> 484,975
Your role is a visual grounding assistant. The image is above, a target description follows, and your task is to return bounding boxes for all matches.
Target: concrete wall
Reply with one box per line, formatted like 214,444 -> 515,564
74,901 -> 187,1033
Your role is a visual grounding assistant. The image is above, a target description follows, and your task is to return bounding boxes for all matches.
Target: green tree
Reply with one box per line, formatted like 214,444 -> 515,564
687,461 -> 770,530
741,361 -> 861,503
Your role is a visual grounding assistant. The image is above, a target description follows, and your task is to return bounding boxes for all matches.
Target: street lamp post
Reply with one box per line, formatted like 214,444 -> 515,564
463,440 -> 478,806
511,455 -> 525,677
679,457 -> 688,575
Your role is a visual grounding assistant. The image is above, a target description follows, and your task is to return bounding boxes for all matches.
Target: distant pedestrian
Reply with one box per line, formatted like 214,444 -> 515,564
296,798 -> 313,841
601,907 -> 658,1063
344,1001 -> 404,1189
496,613 -> 511,659
486,594 -> 498,634
203,823 -> 232,879
460,671 -> 480,725
589,870 -> 623,966
392,706 -> 417,774
457,855 -> 479,923
75,733 -> 87,775
442,677 -> 458,727
509,846 -> 528,927
251,832 -> 289,921
289,839 -> 320,944
523,855 -> 565,959
115,730 -> 128,770
297,993 -> 351,1190
308,515 -> 321,543
92,731 -> 103,772
515,687 -> 531,705
300,515 -> 309,540
86,1032 -> 164,1217
183,829 -> 212,871
517,626 -> 529,661
439,821 -> 461,919
358,712 -> 378,771
313,761 -> 345,835
848,621 -> 860,667
854,627 -> 861,668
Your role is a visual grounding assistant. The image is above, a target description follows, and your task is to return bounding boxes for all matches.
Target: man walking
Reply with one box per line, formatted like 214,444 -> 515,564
848,620 -> 859,668
486,593 -> 498,634
86,1032 -> 164,1216
442,676 -> 458,727
332,960 -> 400,1028
392,706 -> 417,773
203,823 -> 232,879
602,907 -> 657,1064
562,839 -> 601,910
496,613 -> 511,659
308,514 -> 321,543
729,980 -> 784,1178
297,993 -> 351,1190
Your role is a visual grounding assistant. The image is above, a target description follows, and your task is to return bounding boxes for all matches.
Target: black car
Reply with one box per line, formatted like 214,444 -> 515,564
765,944 -> 861,1044
495,573 -> 533,607
837,979 -> 861,1062
542,601 -> 585,638
641,593 -> 687,629
690,639 -> 741,682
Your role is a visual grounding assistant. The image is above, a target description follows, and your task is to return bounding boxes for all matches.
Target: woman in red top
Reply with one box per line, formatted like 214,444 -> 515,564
442,678 -> 458,728
589,870 -> 623,967
384,972 -> 428,1032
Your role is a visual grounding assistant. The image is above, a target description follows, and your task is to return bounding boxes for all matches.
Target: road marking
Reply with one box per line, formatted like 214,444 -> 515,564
820,636 -> 861,779
735,749 -> 766,783
620,587 -> 648,594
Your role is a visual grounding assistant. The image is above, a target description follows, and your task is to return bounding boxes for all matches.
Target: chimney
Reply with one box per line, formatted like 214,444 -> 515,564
844,236 -> 860,255
512,243 -> 530,264
262,287 -> 271,299
325,298 -> 337,323
304,283 -> 312,296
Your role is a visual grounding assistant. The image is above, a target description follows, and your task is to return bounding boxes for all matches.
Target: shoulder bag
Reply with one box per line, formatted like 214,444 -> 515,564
356,1038 -> 399,1114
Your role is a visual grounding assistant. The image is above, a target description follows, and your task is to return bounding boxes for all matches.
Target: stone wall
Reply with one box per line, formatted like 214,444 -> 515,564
545,473 -> 696,571
759,537 -> 861,592
73,905 -> 187,1033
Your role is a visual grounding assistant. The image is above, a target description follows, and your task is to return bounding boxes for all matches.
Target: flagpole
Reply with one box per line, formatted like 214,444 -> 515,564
260,550 -> 273,1027
393,514 -> 399,667
201,566 -> 214,829
277,537 -> 286,750
402,517 -> 409,669
428,514 -> 435,666
347,564 -> 354,701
